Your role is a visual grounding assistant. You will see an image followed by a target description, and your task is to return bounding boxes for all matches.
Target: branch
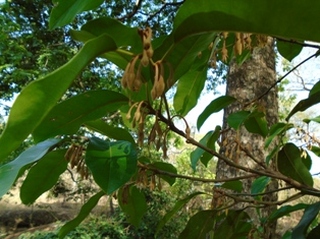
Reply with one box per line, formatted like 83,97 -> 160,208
117,0 -> 143,21
245,51 -> 319,107
277,38 -> 320,49
145,1 -> 185,23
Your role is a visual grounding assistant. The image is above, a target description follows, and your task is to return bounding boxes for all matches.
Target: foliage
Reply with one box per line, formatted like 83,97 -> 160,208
2,0 -> 320,238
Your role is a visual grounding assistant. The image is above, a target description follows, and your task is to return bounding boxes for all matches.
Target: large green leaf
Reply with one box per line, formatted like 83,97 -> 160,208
277,40 -> 303,62
58,191 -> 105,238
200,125 -> 221,167
118,186 -> 147,227
85,137 -> 137,194
49,0 -> 104,29
277,143 -> 313,187
70,17 -> 142,53
0,138 -> 61,198
307,224 -> 320,239
156,192 -> 204,236
20,150 -> 68,204
174,68 -> 207,116
292,202 -> 320,239
179,210 -> 216,239
84,119 -> 135,144
0,34 -> 117,163
174,0 -> 320,43
197,96 -> 236,130
33,90 -> 128,142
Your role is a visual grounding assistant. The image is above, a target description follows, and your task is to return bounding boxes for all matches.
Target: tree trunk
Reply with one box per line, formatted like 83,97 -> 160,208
216,37 -> 279,238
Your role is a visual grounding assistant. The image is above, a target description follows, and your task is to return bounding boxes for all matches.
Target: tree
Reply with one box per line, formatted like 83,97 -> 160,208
1,0 -> 320,238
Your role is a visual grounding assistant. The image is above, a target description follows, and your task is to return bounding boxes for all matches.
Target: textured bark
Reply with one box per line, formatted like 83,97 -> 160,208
216,38 -> 279,238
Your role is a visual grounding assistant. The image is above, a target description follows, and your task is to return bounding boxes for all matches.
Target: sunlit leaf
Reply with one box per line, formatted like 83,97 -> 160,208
0,138 -> 61,198
20,150 -> 68,204
156,192 -> 204,236
277,40 -> 303,61
277,143 -> 313,187
200,125 -> 221,167
292,202 -> 320,239
197,96 -> 236,130
33,90 -> 128,142
179,210 -> 215,239
58,191 -> 105,238
174,68 -> 207,116
0,35 -> 117,163
85,137 -> 137,194
118,186 -> 147,227
49,0 -> 104,29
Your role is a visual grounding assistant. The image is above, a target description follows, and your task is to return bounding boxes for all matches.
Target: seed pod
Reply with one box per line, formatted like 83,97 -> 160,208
234,32 -> 242,56
221,40 -> 228,62
141,50 -> 149,67
121,62 -> 132,89
146,44 -> 153,58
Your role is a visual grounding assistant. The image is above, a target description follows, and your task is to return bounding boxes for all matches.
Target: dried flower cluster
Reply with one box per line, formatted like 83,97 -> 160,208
121,27 -> 154,92
216,32 -> 268,64
136,168 -> 162,191
65,144 -> 89,179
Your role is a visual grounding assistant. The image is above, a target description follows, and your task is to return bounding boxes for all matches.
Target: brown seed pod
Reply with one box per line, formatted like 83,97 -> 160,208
234,32 -> 242,56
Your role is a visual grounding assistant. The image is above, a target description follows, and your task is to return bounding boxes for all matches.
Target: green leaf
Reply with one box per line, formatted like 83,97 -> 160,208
303,115 -> 320,124
265,123 -> 293,148
174,0 -> 320,43
277,143 -> 313,187
214,210 -> 252,238
227,111 -> 250,130
286,91 -> 320,121
85,137 -> 137,194
311,146 -> 320,157
190,131 -> 213,171
154,33 -> 216,85
221,180 -> 243,193
84,119 -> 135,145
292,202 -> 320,239
70,17 -> 142,53
197,96 -> 236,130
0,138 -> 61,198
277,40 -> 303,61
20,150 -> 68,204
179,210 -> 216,239
118,186 -> 147,227
307,224 -> 320,239
174,68 -> 207,116
58,191 -> 105,238
0,34 -> 117,163
49,0 -> 104,29
156,192 -> 204,236
251,176 -> 270,199
310,80 -> 320,96
244,113 -> 269,137
200,125 -> 221,167
33,90 -> 128,142
269,204 -> 308,222
149,162 -> 177,186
